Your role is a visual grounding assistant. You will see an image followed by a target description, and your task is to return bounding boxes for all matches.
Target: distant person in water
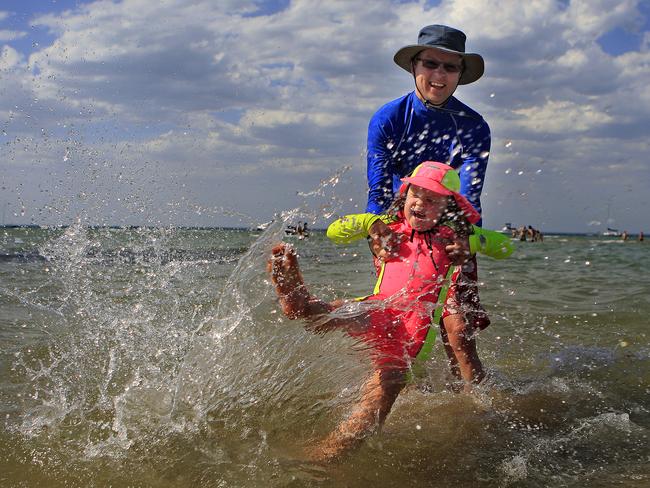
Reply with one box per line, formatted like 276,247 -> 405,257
527,225 -> 543,242
622,230 -> 629,241
296,222 -> 309,239
268,162 -> 513,461
527,225 -> 535,241
639,231 -> 644,242
285,222 -> 309,239
518,225 -> 527,241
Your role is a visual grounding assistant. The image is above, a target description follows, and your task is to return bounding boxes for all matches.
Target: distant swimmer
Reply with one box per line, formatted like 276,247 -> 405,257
518,225 -> 527,241
529,225 -> 543,242
285,222 -> 310,239
268,162 -> 513,461
296,222 -> 309,240
513,225 -> 542,242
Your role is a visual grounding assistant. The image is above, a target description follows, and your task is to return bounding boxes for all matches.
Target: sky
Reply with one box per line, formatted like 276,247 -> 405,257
1,0 -> 649,233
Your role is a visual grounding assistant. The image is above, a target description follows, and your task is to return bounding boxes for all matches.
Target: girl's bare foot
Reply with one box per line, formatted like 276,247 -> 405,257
268,244 -> 311,318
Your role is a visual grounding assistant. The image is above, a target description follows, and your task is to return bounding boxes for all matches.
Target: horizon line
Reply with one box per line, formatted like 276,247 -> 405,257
0,224 -> 620,237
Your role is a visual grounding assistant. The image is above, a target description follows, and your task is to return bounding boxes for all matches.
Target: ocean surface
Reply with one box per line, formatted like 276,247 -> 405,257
1,223 -> 648,487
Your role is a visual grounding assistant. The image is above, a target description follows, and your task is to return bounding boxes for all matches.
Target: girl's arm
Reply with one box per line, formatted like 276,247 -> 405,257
327,213 -> 384,244
327,214 -> 513,260
327,213 -> 402,260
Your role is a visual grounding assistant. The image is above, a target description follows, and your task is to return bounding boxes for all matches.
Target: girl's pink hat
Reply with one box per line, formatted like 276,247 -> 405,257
400,161 -> 481,224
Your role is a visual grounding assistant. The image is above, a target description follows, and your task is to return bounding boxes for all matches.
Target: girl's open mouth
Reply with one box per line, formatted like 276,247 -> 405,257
411,208 -> 425,219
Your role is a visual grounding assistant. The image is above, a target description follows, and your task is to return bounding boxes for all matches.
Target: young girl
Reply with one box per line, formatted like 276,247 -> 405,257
268,161 -> 512,461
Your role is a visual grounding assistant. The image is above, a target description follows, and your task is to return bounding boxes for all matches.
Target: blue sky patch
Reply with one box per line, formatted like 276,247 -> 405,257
597,26 -> 642,56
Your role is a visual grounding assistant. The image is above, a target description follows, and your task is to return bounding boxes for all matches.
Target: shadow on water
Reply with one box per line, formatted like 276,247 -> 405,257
1,198 -> 649,486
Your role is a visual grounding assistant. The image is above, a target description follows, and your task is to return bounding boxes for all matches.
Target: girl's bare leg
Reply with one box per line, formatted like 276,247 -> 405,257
307,368 -> 406,462
270,243 -> 402,462
441,313 -> 484,392
268,243 -> 334,319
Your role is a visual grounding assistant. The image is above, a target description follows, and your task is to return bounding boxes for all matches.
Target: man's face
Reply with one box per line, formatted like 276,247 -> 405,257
412,48 -> 463,106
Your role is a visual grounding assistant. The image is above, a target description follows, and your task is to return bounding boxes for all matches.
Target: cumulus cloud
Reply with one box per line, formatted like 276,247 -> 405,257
513,100 -> 614,133
0,29 -> 26,41
0,0 -> 648,231
0,44 -> 22,68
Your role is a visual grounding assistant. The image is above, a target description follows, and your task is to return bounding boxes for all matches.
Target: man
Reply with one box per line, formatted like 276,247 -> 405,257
365,24 -> 491,389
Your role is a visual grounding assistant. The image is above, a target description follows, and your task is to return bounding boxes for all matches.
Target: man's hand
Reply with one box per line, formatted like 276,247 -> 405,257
445,235 -> 472,265
368,219 -> 402,261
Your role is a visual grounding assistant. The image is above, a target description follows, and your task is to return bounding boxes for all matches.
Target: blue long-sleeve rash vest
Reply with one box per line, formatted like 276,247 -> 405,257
366,91 -> 491,224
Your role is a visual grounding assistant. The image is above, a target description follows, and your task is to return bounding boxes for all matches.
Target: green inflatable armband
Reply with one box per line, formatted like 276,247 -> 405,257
327,213 -> 383,244
469,226 -> 514,259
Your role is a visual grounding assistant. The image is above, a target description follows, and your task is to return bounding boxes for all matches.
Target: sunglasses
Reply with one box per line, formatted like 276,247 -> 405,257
414,57 -> 463,74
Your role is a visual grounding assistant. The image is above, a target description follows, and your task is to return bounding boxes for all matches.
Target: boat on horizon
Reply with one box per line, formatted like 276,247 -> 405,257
602,227 -> 621,237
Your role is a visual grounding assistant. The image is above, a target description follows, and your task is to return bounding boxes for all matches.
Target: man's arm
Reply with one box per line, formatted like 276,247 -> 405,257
366,114 -> 396,214
454,118 -> 491,224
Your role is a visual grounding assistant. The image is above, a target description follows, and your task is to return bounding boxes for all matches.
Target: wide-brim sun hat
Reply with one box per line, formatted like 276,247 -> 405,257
393,24 -> 484,85
400,161 -> 481,224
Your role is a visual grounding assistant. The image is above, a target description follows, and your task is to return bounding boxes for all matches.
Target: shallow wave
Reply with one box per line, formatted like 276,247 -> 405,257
1,225 -> 649,486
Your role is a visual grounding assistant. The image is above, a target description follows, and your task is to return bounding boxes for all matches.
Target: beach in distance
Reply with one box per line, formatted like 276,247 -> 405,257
1,224 -> 648,487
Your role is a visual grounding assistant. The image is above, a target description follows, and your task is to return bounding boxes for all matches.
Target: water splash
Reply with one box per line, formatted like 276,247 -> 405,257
5,168 -> 367,476
3,184 -> 650,486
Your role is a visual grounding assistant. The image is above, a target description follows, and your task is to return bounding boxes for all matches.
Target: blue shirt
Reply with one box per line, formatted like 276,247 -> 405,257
366,91 -> 491,223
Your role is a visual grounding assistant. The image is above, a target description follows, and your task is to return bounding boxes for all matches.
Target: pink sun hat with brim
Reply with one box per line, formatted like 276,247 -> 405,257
399,161 -> 481,224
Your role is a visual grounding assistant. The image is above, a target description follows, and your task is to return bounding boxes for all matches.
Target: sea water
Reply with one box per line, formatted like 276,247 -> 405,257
1,224 -> 648,487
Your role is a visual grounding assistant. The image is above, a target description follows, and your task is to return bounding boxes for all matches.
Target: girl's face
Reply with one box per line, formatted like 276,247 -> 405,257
403,184 -> 447,231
